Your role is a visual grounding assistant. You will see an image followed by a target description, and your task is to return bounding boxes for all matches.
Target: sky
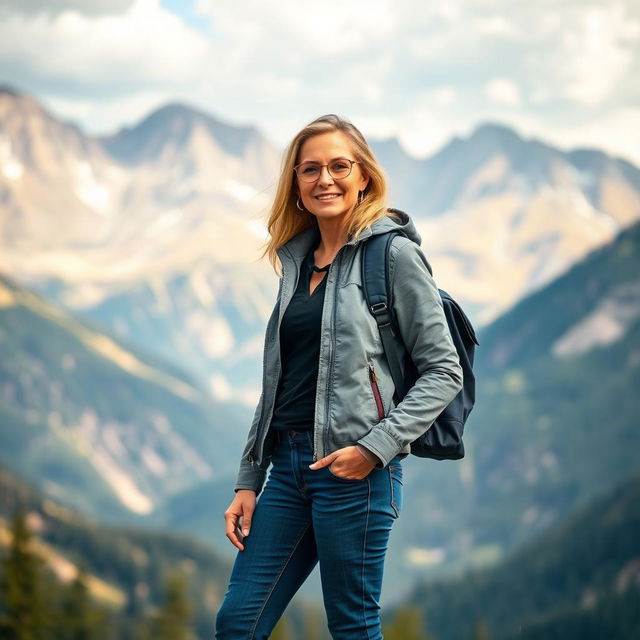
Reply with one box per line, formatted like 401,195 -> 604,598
0,0 -> 638,164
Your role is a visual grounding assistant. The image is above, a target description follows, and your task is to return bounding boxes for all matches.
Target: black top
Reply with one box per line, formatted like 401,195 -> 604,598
269,238 -> 328,432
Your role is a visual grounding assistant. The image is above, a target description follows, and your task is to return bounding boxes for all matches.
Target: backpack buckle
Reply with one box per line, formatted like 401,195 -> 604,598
370,302 -> 391,328
370,302 -> 387,314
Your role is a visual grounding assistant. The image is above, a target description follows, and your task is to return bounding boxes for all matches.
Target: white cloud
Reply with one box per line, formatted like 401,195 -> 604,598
198,0 -> 397,57
0,0 -> 638,164
485,78 -> 522,107
475,15 -> 521,38
523,3 -> 640,108
561,6 -> 638,106
0,0 -> 134,17
392,88 -> 469,159
0,0 -> 212,89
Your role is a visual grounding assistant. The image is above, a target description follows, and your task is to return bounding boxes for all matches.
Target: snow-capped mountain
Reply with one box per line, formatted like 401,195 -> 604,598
0,85 -> 280,408
373,122 -> 640,324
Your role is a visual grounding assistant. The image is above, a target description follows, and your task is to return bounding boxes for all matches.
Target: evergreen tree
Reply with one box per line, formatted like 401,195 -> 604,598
57,563 -> 105,640
0,510 -> 49,640
382,604 -> 436,640
141,572 -> 194,640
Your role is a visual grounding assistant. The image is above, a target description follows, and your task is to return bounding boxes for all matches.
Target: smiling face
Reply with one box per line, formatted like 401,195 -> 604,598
294,130 -> 369,223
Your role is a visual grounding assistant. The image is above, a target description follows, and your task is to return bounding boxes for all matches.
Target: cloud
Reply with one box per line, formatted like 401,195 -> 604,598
0,0 -> 134,17
0,0 -> 637,163
524,3 -> 640,108
485,78 -> 522,107
0,0 -> 212,93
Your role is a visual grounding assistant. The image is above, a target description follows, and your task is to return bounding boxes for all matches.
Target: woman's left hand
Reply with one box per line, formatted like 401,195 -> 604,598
309,445 -> 375,480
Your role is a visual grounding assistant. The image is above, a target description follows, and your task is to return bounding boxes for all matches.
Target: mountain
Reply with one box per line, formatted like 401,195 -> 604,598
372,122 -> 640,324
0,272 -> 241,519
100,101 -> 275,181
477,215 -> 640,372
0,84 -> 279,413
3,83 -> 640,603
2,85 -> 639,415
394,472 -> 640,640
383,219 -> 640,599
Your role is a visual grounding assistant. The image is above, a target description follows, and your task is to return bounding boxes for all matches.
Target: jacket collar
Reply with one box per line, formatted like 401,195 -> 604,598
276,213 -> 384,263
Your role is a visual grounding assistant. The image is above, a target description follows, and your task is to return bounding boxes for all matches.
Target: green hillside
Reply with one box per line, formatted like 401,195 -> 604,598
468,219 -> 640,548
397,471 -> 640,640
478,220 -> 640,372
0,273 -> 239,521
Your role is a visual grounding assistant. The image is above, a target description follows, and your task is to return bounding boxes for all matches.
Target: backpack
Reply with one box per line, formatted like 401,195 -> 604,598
362,231 -> 479,460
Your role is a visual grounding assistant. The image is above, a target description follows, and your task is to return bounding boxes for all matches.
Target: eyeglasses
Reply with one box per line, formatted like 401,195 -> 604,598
293,158 -> 360,183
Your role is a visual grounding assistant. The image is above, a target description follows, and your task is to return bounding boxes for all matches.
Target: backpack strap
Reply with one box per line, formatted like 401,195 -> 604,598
362,232 -> 411,403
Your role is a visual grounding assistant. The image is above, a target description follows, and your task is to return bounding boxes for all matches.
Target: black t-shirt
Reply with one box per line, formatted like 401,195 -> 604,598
269,239 -> 328,432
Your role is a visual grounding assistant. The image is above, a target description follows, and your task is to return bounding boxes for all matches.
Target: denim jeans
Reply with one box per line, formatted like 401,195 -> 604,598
215,429 -> 404,639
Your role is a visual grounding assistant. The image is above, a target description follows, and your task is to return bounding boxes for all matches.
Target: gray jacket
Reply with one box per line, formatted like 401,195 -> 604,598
234,209 -> 463,496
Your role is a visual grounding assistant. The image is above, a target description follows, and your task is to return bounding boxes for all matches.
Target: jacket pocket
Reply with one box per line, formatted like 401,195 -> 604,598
368,362 -> 386,421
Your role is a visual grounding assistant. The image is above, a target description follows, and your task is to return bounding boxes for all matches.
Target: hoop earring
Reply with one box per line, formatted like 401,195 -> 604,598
296,196 -> 304,212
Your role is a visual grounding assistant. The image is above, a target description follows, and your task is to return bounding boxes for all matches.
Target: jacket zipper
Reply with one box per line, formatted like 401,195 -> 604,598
368,362 -> 385,421
319,248 -> 343,462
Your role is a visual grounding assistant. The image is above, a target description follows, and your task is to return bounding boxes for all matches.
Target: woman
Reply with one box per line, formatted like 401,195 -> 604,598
215,114 -> 463,639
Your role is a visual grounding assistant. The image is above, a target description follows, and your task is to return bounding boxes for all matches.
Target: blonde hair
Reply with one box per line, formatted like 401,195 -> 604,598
261,114 -> 391,274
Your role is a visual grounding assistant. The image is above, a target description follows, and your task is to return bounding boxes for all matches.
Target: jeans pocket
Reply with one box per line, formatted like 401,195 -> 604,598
327,464 -> 367,482
388,464 -> 403,518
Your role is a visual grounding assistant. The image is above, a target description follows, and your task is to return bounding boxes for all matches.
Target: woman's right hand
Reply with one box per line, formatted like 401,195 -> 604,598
224,489 -> 256,551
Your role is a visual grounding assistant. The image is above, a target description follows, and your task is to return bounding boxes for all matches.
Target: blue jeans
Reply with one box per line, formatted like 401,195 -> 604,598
215,429 -> 404,639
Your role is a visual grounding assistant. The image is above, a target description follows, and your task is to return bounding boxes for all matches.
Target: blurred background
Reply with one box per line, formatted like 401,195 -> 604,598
0,1 -> 639,639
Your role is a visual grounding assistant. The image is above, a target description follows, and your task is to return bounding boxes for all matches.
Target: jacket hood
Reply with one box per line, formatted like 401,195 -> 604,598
366,208 -> 421,245
278,208 -> 421,260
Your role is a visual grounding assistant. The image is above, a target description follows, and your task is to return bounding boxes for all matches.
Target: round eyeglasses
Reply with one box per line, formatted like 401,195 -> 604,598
293,158 -> 360,183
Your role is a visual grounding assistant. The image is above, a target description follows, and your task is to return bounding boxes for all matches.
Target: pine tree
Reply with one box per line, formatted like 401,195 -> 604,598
141,572 -> 194,640
57,563 -> 105,640
382,604 -> 436,640
0,510 -> 49,640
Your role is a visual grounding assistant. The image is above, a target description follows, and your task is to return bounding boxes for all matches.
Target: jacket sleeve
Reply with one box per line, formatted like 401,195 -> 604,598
233,389 -> 269,495
232,277 -> 283,496
356,239 -> 464,467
